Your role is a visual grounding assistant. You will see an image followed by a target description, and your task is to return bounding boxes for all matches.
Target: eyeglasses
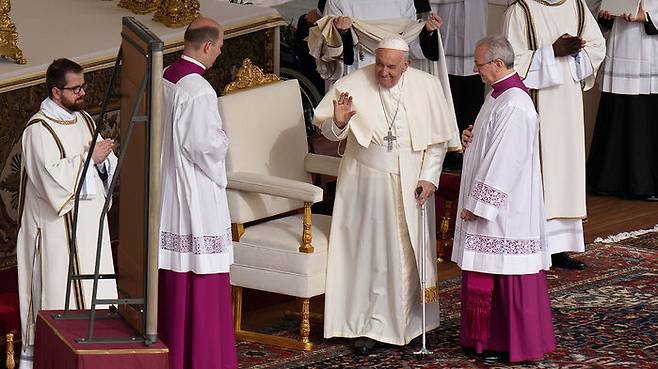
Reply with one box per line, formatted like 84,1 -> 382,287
58,82 -> 88,94
474,59 -> 496,69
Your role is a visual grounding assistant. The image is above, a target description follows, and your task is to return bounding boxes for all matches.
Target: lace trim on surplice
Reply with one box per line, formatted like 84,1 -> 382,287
160,228 -> 233,255
462,231 -> 542,255
470,180 -> 508,208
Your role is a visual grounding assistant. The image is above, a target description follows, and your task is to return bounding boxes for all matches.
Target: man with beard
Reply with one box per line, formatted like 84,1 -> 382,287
16,58 -> 118,369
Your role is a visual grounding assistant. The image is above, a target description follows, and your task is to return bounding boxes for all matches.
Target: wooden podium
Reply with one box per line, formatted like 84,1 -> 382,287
34,311 -> 168,369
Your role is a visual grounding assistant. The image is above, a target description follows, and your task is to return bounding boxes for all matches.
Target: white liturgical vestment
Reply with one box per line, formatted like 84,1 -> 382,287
452,78 -> 552,275
430,0 -> 488,76
314,65 -> 459,344
17,99 -> 118,348
503,0 -> 606,253
160,73 -> 234,274
324,0 -> 421,72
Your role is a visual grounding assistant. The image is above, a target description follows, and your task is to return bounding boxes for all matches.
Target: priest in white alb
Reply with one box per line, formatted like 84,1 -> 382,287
17,58 -> 118,369
158,17 -> 237,369
502,0 -> 606,270
452,36 -> 555,364
587,0 -> 658,200
313,36 -> 460,355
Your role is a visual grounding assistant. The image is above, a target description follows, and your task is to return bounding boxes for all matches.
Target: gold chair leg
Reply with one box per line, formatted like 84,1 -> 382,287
437,199 -> 454,262
232,289 -> 315,351
231,286 -> 243,332
299,298 -> 312,351
6,332 -> 15,369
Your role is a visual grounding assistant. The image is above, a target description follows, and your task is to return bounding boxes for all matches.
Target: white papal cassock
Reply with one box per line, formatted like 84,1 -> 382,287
17,99 -> 118,352
503,0 -> 606,253
452,77 -> 552,275
314,64 -> 459,345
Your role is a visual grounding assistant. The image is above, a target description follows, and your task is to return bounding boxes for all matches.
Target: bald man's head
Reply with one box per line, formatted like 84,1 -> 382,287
184,17 -> 224,50
183,17 -> 225,68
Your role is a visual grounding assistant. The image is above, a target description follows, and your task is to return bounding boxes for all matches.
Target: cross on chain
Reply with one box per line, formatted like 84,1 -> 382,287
384,129 -> 397,151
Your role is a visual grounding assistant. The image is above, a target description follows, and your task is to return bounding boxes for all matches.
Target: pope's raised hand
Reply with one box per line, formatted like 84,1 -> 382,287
333,92 -> 356,129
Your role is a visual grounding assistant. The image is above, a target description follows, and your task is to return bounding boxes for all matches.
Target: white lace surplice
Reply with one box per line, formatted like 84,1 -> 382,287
452,88 -> 552,275
159,74 -> 234,274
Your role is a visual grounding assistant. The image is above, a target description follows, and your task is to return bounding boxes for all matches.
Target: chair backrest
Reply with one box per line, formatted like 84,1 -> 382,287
218,79 -> 311,224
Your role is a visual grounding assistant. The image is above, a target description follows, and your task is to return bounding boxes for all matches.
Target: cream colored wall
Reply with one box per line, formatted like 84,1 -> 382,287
486,1 -> 601,155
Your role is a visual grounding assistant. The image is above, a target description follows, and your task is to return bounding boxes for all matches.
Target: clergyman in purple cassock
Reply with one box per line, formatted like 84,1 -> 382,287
158,17 -> 237,369
452,35 -> 556,363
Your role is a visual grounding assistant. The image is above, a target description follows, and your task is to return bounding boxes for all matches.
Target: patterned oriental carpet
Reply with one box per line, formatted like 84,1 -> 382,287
236,232 -> 658,368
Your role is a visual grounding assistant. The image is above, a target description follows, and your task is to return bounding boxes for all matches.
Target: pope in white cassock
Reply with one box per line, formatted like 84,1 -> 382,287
313,36 -> 460,355
17,58 -> 118,369
501,0 -> 606,269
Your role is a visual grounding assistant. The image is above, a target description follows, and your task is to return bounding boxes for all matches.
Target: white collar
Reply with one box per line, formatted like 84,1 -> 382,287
492,71 -> 516,85
40,97 -> 77,122
181,55 -> 207,70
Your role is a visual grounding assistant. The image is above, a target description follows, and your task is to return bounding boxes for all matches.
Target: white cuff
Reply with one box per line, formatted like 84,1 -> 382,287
80,164 -> 96,200
320,118 -> 349,141
523,45 -> 563,89
331,120 -> 348,137
419,142 -> 448,188
568,49 -> 594,82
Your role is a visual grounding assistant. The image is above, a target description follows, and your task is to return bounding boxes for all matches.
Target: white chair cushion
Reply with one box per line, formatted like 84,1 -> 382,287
230,213 -> 330,298
230,265 -> 325,298
233,213 -> 330,275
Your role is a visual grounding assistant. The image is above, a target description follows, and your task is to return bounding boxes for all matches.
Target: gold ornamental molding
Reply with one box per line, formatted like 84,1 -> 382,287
0,14 -> 285,93
0,0 -> 26,64
222,58 -> 280,95
118,0 -> 161,15
153,0 -> 200,28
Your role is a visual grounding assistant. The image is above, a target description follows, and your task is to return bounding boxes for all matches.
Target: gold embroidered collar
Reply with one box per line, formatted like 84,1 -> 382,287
40,110 -> 78,125
533,0 -> 567,6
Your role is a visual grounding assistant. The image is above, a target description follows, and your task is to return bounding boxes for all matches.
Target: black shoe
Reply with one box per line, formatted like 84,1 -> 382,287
552,252 -> 586,270
481,350 -> 503,365
353,337 -> 377,356
462,347 -> 477,358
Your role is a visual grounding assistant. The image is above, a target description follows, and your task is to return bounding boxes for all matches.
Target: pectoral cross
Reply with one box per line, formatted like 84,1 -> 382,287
384,129 -> 397,151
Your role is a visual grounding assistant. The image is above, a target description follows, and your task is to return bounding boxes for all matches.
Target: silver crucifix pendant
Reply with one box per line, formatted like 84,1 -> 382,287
384,129 -> 397,151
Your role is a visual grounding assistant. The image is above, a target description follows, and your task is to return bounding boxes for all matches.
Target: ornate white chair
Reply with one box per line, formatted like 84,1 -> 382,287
218,60 -> 339,351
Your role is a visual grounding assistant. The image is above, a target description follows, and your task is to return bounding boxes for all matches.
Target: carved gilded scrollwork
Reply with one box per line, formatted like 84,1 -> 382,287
118,0 -> 161,15
424,286 -> 439,304
222,58 -> 280,95
299,298 -> 312,351
152,0 -> 200,28
0,0 -> 26,64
